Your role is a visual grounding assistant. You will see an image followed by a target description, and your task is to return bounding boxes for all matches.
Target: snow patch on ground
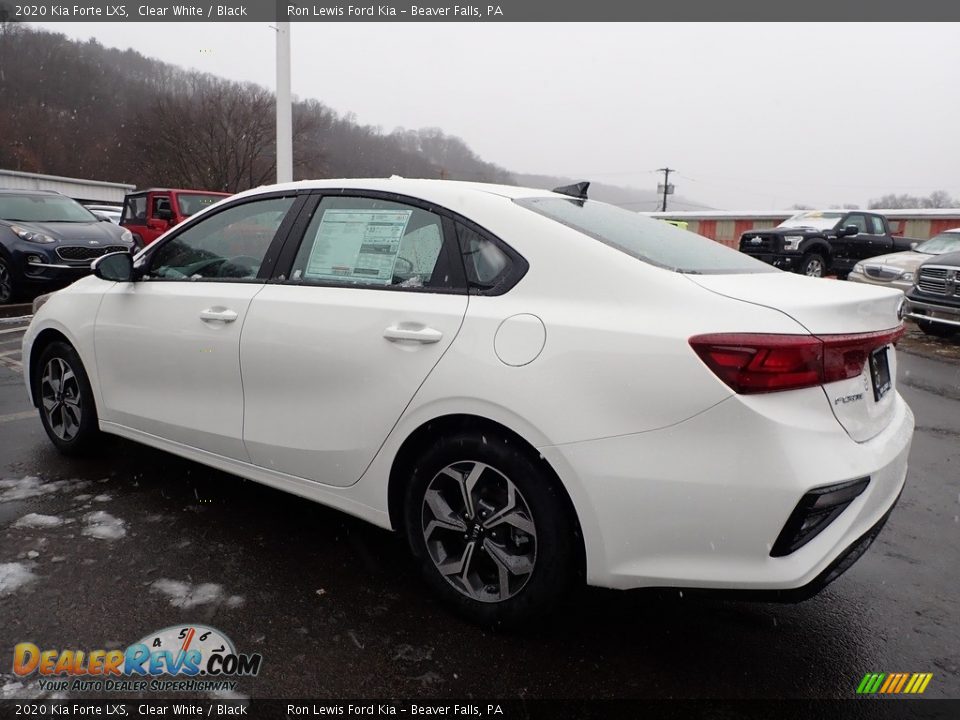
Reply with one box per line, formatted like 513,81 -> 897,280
0,476 -> 89,502
149,579 -> 245,609
0,563 -> 36,595
13,513 -> 65,529
93,494 -> 112,502
81,511 -> 126,540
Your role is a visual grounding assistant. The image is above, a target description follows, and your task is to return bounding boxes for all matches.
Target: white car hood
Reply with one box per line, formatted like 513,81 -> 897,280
686,272 -> 903,335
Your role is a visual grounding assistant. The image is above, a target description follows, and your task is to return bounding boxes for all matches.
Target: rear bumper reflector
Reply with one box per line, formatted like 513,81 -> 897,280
770,477 -> 870,557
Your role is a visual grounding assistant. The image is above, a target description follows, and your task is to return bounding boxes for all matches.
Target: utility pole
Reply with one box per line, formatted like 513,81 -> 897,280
275,22 -> 293,184
657,167 -> 675,212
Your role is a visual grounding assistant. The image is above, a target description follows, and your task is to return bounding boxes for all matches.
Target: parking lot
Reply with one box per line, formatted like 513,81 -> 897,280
1,306 -> 958,701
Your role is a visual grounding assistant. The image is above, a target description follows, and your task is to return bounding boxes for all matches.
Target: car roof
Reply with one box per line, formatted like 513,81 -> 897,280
127,188 -> 232,196
229,177 -> 567,206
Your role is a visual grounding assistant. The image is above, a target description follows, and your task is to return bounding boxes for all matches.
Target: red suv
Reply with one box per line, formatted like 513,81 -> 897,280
120,189 -> 230,247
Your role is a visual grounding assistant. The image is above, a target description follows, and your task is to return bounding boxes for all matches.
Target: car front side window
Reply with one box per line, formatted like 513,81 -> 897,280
146,196 -> 295,281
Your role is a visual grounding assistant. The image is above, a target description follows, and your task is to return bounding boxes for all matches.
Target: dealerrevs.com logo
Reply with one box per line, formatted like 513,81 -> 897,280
12,625 -> 262,693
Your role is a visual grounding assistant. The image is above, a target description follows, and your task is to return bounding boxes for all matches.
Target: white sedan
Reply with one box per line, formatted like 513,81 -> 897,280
22,179 -> 914,625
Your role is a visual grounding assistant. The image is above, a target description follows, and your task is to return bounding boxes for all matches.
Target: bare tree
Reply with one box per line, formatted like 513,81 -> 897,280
869,191 -> 958,209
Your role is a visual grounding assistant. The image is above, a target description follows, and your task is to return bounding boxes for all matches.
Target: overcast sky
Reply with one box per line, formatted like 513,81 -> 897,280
34,22 -> 960,209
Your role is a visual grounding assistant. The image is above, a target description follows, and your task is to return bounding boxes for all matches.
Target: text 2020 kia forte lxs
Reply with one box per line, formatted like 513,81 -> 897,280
22,179 -> 913,625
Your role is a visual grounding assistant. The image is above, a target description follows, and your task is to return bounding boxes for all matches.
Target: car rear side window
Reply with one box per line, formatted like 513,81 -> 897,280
455,222 -> 512,291
515,197 -> 775,275
869,216 -> 885,234
147,196 -> 294,281
288,196 -> 456,291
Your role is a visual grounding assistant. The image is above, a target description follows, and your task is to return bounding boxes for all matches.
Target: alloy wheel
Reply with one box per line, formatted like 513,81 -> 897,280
804,258 -> 824,277
40,357 -> 83,441
421,460 -> 537,603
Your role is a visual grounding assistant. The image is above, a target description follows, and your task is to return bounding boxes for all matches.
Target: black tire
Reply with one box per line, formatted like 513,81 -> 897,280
917,319 -> 958,338
800,253 -> 827,278
403,431 -> 577,628
34,341 -> 102,455
0,253 -> 20,305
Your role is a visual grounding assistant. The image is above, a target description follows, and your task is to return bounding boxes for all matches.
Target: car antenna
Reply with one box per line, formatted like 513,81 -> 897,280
552,181 -> 590,200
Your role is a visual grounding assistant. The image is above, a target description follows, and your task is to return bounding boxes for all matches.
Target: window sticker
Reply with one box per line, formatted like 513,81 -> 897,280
304,208 -> 413,285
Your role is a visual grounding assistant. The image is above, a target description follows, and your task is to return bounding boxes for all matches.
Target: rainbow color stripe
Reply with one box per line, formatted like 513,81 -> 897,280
857,672 -> 933,694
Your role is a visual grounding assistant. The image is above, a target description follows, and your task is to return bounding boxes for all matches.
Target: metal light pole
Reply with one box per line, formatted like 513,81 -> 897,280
275,21 -> 293,184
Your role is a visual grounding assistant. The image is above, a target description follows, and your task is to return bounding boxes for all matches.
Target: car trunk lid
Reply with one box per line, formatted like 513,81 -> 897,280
686,272 -> 905,442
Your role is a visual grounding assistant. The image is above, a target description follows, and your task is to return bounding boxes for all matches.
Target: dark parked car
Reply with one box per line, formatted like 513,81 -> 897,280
905,250 -> 960,338
739,210 -> 917,279
0,189 -> 136,304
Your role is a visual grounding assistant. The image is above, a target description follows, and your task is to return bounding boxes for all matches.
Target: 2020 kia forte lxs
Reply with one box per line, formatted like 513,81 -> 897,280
22,179 -> 913,625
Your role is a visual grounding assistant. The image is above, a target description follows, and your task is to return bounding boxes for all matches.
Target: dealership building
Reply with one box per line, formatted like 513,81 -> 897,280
648,209 -> 960,247
0,169 -> 134,205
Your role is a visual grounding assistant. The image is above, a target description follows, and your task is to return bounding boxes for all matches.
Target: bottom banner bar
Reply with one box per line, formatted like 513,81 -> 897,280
0,699 -> 956,720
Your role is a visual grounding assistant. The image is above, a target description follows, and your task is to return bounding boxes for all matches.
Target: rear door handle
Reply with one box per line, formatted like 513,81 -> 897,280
383,325 -> 443,344
199,307 -> 238,323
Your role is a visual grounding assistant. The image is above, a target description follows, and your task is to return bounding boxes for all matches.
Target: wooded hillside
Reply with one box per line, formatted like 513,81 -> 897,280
0,24 -> 513,191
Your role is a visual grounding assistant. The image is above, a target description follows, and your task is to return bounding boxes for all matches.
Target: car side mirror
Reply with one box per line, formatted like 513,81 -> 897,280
841,225 -> 859,237
156,208 -> 174,221
92,252 -> 135,282
910,242 -> 918,250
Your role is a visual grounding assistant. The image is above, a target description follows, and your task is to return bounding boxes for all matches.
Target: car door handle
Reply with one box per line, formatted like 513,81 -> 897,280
383,325 -> 443,344
199,307 -> 238,323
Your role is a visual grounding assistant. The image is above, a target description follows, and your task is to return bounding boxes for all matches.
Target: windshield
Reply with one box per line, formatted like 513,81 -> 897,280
515,198 -> 776,274
915,232 -> 960,255
0,194 -> 97,223
777,211 -> 844,231
176,193 -> 226,217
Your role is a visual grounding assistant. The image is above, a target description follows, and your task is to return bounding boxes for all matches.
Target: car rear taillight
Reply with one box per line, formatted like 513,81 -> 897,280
688,327 -> 904,394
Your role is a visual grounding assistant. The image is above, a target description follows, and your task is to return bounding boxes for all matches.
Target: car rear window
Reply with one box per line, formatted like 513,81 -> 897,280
515,197 -> 776,275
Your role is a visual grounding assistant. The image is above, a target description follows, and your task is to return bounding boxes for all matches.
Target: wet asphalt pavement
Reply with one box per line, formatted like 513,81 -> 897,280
0,312 -> 958,701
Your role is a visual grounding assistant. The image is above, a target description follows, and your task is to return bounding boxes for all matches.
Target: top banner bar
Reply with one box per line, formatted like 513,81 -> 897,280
5,0 -> 960,21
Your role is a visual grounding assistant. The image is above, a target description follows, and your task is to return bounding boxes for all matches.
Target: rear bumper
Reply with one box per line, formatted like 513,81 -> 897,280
540,388 -> 913,593
680,489 -> 900,603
